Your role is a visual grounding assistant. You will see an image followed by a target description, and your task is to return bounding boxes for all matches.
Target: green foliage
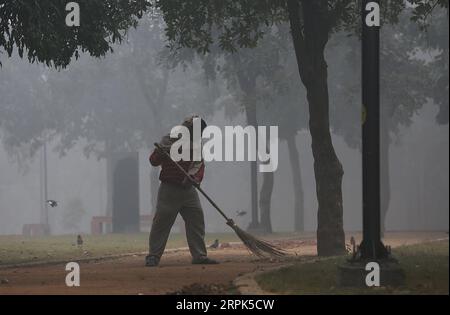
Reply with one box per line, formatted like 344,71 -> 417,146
154,0 -> 417,54
409,0 -> 449,30
0,60 -> 51,160
0,0 -> 444,69
156,0 -> 287,54
154,0 -> 446,144
0,0 -> 150,68
420,7 -> 449,125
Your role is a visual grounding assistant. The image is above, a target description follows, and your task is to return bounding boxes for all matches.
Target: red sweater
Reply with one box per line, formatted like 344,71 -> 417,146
149,149 -> 205,185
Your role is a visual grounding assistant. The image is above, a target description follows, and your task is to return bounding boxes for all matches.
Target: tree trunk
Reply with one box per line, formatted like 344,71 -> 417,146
380,114 -> 391,236
235,63 -> 260,231
288,0 -> 345,255
259,171 -> 274,234
136,66 -> 169,215
259,140 -> 274,233
105,152 -> 114,218
287,134 -> 305,232
106,150 -> 141,233
112,152 -> 140,233
245,103 -> 259,230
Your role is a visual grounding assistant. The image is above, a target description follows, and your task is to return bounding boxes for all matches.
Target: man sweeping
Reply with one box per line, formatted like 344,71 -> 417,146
145,115 -> 219,267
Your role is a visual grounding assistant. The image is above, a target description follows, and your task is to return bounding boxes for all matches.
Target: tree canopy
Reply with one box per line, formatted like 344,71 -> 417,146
0,0 -> 149,67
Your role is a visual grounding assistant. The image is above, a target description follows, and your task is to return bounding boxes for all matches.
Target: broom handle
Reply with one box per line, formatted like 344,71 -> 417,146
154,143 -> 232,223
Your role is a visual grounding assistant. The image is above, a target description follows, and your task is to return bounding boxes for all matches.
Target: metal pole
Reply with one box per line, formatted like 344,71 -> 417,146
360,0 -> 388,260
40,145 -> 44,224
43,142 -> 49,233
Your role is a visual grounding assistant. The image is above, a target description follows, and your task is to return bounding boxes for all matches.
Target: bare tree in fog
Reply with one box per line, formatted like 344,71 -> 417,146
220,29 -> 290,233
423,8 -> 449,125
255,25 -> 309,232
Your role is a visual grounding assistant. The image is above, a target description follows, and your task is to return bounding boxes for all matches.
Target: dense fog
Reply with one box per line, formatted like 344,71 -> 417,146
0,8 -> 448,236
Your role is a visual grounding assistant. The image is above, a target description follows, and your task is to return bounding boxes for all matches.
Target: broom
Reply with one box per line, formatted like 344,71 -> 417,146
154,143 -> 287,258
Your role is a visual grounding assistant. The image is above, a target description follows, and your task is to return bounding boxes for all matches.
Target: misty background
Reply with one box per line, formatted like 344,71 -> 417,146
0,8 -> 448,236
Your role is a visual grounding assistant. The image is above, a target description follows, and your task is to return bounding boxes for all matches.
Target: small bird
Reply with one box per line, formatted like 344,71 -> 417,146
236,210 -> 247,217
350,236 -> 356,252
77,235 -> 83,248
209,239 -> 219,249
347,236 -> 357,257
46,200 -> 58,208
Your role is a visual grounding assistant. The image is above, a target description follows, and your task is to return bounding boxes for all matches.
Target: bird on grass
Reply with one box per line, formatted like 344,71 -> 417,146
209,239 -> 219,249
347,236 -> 357,257
46,200 -> 58,208
77,235 -> 83,248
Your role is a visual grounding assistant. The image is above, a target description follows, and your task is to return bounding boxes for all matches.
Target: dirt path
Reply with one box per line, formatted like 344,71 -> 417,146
0,231 -> 446,295
0,248 -> 289,295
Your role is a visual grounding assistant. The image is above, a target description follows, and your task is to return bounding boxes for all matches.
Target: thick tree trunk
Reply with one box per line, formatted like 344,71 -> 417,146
287,134 -> 305,232
307,72 -> 346,256
112,152 -> 140,233
137,66 -> 169,215
105,150 -> 141,233
259,140 -> 274,234
288,0 -> 345,255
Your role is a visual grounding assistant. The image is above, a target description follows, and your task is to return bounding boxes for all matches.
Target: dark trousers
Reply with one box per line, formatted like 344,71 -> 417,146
149,182 -> 207,259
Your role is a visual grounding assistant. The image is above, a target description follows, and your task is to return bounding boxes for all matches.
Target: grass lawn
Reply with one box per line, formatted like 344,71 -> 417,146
0,232 -> 240,266
256,240 -> 449,295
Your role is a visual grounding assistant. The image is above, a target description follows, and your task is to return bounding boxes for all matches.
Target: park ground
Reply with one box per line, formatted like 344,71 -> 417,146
257,239 -> 449,294
0,231 -> 447,295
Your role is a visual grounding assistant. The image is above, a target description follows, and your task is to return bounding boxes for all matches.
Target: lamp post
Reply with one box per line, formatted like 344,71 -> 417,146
338,0 -> 404,286
359,0 -> 389,260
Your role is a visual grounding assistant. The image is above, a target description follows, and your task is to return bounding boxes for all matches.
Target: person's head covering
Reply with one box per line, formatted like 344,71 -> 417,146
158,115 -> 207,149
182,114 -> 207,132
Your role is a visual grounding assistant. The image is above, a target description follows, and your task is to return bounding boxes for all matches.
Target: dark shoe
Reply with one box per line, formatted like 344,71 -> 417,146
192,256 -> 219,265
145,255 -> 160,267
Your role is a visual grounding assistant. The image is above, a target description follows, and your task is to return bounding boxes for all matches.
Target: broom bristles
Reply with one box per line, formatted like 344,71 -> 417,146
228,221 -> 288,258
